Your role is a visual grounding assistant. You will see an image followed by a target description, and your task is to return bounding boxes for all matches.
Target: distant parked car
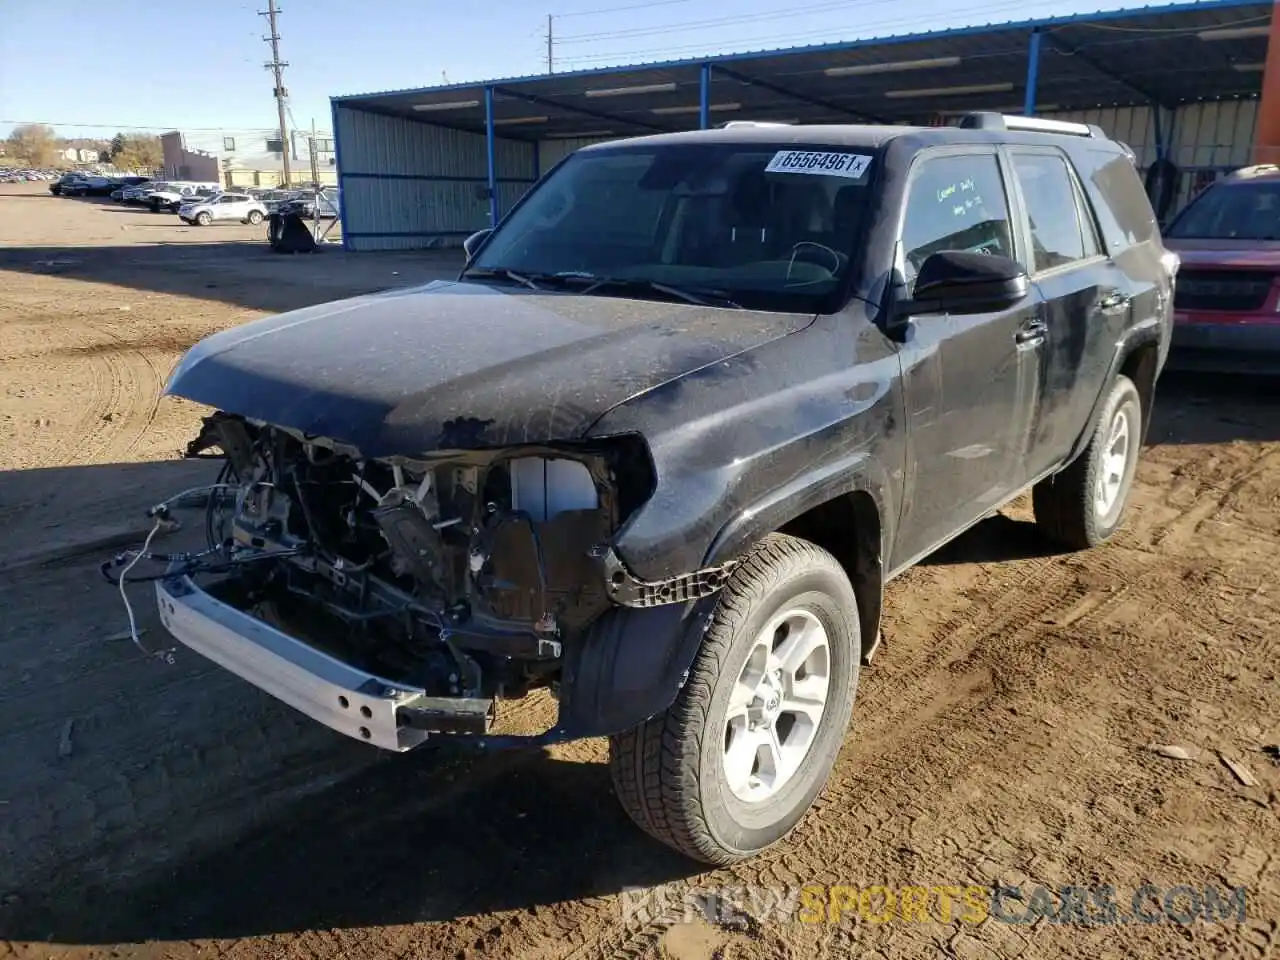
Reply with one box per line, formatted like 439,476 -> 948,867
1164,163 -> 1280,372
149,182 -> 220,212
277,186 -> 341,220
50,173 -> 88,196
178,192 -> 268,226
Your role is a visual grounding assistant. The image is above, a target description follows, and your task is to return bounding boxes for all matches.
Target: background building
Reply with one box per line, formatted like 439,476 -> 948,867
328,0 -> 1275,251
160,128 -> 338,186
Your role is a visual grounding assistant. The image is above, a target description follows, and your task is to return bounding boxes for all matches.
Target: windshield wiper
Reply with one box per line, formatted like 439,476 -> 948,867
553,274 -> 742,309
462,266 -> 542,290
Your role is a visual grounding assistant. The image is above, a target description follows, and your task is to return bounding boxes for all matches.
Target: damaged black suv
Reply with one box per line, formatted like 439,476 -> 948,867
150,113 -> 1175,865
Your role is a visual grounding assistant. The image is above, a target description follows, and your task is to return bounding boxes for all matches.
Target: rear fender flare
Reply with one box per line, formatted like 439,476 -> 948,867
1066,319 -> 1163,465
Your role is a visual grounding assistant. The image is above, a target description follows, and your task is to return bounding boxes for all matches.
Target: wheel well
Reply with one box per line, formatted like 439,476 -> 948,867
778,491 -> 882,660
1120,342 -> 1159,442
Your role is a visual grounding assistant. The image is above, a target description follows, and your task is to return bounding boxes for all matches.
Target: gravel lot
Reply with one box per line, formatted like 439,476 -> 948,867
0,181 -> 1277,960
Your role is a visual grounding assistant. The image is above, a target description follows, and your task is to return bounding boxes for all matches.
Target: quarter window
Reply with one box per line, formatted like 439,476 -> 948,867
900,153 -> 1014,288
1011,153 -> 1095,272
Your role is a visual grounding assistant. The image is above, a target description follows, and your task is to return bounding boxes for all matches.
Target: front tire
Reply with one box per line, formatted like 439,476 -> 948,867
1033,373 -> 1143,549
247,210 -> 264,225
196,212 -> 212,226
608,533 -> 860,865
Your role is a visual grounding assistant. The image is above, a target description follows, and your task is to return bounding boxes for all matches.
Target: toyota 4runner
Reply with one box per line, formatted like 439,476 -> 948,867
129,112 -> 1176,865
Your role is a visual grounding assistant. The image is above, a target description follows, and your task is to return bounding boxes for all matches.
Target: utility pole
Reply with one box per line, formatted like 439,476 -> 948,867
260,0 -> 291,186
546,14 -> 554,73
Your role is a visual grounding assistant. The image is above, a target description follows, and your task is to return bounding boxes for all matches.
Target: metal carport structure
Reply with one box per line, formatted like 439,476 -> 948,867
330,0 -> 1271,250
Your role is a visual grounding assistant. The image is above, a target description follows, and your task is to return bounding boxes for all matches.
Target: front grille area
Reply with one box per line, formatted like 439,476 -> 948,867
1175,269 -> 1274,312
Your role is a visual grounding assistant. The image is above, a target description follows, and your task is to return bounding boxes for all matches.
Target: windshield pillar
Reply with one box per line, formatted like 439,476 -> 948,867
484,85 -> 499,226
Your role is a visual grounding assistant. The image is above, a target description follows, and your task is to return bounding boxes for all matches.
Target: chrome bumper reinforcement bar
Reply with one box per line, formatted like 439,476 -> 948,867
155,575 -> 491,751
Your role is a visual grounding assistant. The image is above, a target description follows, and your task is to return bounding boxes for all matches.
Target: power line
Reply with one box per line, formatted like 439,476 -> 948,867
553,0 -> 1056,65
2,120 -> 281,132
553,0 -> 692,19
546,0 -> 692,70
556,0 -> 900,44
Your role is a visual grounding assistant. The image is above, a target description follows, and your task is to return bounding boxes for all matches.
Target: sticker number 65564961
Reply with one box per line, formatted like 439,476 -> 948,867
764,150 -> 873,180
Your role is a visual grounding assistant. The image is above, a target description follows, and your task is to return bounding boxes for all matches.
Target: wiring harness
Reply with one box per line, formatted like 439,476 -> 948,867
99,482 -> 296,664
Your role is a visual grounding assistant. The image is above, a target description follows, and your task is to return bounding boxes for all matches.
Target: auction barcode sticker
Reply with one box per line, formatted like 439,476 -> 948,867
764,150 -> 873,180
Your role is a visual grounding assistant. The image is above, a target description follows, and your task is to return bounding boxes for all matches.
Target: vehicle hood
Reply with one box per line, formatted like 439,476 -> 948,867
1165,238 -> 1280,269
164,279 -> 813,457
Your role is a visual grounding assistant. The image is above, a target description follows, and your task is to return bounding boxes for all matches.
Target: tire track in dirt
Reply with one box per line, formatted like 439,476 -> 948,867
545,486 -> 1278,960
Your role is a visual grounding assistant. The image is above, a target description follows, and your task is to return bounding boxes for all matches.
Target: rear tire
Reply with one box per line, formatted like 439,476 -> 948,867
1033,373 -> 1142,549
608,533 -> 860,865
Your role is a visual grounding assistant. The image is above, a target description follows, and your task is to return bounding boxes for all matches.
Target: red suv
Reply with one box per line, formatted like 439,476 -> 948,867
1164,165 -> 1280,372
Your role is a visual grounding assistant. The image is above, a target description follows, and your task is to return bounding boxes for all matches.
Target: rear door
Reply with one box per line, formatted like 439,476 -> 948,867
891,147 -> 1044,564
1003,146 -> 1128,477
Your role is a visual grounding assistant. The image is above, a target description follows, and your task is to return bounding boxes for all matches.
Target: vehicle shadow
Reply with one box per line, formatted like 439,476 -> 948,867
1,746 -> 700,945
919,370 -> 1280,566
1146,370 -> 1280,445
0,242 -> 466,314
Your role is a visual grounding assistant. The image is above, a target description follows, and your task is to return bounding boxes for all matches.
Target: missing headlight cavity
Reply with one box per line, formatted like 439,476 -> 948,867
183,415 -> 660,702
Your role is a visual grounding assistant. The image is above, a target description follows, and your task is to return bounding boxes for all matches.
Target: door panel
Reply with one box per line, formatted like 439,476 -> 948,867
1006,149 -> 1131,476
892,150 -> 1043,566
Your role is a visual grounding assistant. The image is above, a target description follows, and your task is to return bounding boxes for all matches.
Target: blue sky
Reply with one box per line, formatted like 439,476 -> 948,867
1,0 -> 1132,139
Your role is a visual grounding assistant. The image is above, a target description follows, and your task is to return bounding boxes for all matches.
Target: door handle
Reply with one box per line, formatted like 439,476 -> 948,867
1100,292 -> 1131,312
1015,321 -> 1047,345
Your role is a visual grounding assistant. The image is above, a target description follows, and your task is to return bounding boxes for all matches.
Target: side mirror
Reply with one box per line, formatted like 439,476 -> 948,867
897,250 -> 1029,316
463,228 -> 492,262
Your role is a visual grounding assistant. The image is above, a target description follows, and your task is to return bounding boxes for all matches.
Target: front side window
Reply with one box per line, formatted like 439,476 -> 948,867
1011,153 -> 1097,272
1166,181 -> 1280,241
899,153 -> 1013,289
469,142 -> 878,313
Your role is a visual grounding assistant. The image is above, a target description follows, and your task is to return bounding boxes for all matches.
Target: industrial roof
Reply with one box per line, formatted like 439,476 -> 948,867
332,0 -> 1271,142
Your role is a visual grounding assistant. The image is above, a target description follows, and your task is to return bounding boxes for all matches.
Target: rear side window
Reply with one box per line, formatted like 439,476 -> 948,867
1077,148 -> 1157,253
899,153 -> 1014,288
1010,153 -> 1099,272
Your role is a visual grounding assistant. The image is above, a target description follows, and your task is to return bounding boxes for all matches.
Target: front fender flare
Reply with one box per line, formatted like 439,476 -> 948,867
556,598 -> 719,739
700,449 -> 894,570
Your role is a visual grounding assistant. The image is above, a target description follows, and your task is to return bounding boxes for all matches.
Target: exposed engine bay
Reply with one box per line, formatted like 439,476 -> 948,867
169,412 -> 670,704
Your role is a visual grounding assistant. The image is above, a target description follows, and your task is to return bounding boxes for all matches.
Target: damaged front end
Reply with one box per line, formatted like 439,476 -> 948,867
145,412 -> 732,750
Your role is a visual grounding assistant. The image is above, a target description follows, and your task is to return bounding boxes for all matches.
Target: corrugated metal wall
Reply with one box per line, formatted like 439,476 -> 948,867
334,106 -> 537,251
1043,100 -> 1258,169
337,98 -> 1260,252
1045,99 -> 1258,213
537,136 -> 622,172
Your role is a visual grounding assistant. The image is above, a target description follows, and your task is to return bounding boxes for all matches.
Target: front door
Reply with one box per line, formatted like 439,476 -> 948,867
892,148 -> 1044,566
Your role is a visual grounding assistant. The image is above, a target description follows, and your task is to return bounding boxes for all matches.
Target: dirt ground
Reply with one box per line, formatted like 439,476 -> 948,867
0,181 -> 1276,960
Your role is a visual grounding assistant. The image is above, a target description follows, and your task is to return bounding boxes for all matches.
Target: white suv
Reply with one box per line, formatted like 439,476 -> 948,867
178,192 -> 268,226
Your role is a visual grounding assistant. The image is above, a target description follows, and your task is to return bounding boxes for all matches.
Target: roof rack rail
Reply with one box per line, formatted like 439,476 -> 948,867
1227,163 -> 1280,180
720,120 -> 796,128
956,112 -> 1106,140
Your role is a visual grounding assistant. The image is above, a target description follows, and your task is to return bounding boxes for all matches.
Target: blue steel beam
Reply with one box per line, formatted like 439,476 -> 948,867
330,101 -> 353,251
490,84 -> 667,132
1024,29 -> 1043,116
484,86 -> 499,226
700,63 -> 711,129
709,64 -> 891,124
